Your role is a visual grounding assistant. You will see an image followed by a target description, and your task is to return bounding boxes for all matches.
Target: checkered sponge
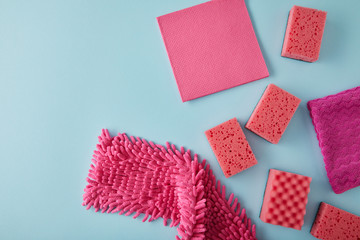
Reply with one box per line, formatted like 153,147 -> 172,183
260,169 -> 311,230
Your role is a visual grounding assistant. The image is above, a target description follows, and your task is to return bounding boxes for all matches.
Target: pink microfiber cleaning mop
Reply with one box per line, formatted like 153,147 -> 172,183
308,86 -> 360,194
83,129 -> 257,240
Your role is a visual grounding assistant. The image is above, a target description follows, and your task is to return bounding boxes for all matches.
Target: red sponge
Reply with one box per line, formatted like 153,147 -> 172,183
281,5 -> 327,62
205,118 -> 257,178
311,202 -> 360,240
260,169 -> 312,230
245,84 -> 301,144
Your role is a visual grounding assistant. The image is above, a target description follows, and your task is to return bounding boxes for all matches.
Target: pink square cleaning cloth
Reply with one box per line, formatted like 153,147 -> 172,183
157,0 -> 269,102
308,86 -> 360,194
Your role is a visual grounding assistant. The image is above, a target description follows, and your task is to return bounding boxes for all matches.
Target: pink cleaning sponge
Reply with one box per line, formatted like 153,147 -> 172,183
308,86 -> 360,194
311,202 -> 360,240
260,169 -> 312,230
245,84 -> 301,144
205,118 -> 257,178
281,5 -> 327,62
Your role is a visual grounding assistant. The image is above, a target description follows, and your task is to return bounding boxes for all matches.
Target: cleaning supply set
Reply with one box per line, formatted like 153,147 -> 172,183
82,0 -> 360,239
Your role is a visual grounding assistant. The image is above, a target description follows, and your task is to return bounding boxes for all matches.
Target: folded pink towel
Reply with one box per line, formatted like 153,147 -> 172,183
83,129 -> 257,240
308,86 -> 360,194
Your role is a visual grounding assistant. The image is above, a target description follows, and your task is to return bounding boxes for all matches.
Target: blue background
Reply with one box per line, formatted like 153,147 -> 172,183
1,0 -> 359,239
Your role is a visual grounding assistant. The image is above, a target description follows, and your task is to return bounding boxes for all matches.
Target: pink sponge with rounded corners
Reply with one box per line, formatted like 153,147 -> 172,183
245,84 -> 301,144
83,129 -> 257,240
281,5 -> 327,62
308,86 -> 360,194
311,202 -> 360,240
260,169 -> 312,230
205,118 -> 257,178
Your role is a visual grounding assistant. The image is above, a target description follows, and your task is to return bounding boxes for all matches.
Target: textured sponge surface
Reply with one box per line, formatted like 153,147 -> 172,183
260,169 -> 312,230
281,5 -> 327,62
205,118 -> 257,178
311,202 -> 360,240
245,84 -> 301,144
308,86 -> 360,194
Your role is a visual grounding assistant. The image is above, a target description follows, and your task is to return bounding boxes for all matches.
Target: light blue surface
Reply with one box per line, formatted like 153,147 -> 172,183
0,0 -> 359,239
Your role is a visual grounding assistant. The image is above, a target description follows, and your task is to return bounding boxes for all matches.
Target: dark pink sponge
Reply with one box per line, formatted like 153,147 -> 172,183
260,169 -> 312,230
205,118 -> 257,178
246,84 -> 301,144
282,5 -> 327,62
308,86 -> 360,194
311,202 -> 360,240
83,129 -> 257,240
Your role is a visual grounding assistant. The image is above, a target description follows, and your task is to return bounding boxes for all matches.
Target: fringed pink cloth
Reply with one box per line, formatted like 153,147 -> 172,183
83,129 -> 257,240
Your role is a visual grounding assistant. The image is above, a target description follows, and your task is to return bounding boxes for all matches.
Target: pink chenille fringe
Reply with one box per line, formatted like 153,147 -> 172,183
83,129 -> 257,240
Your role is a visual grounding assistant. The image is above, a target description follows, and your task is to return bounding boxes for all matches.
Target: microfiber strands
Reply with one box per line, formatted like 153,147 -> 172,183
83,129 -> 256,240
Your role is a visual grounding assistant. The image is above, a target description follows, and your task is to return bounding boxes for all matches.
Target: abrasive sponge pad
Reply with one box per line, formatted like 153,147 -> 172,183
282,5 -> 327,62
246,84 -> 301,144
311,202 -> 360,240
205,118 -> 257,178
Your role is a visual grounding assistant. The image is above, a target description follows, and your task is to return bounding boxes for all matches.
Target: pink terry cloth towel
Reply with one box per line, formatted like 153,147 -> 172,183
157,0 -> 269,102
83,129 -> 257,240
308,86 -> 360,194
